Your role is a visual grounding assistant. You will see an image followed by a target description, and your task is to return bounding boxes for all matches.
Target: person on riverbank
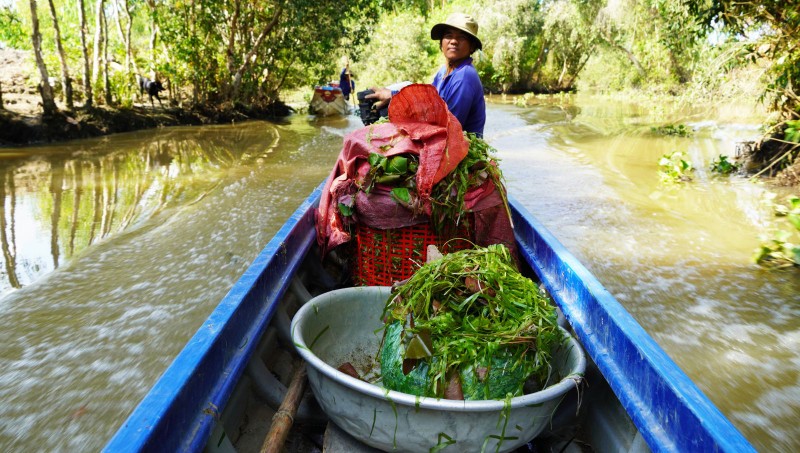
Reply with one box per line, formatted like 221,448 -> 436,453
367,13 -> 486,137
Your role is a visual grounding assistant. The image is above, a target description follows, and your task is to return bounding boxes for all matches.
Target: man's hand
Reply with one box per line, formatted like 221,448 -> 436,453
366,87 -> 393,110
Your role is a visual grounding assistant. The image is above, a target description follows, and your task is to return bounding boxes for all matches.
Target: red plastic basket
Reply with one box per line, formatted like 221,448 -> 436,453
353,221 -> 473,286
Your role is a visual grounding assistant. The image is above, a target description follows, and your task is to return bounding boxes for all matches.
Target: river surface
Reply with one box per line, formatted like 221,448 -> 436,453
0,96 -> 797,452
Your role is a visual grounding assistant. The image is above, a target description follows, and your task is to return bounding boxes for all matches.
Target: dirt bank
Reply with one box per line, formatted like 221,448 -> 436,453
0,48 -> 291,147
0,102 -> 292,147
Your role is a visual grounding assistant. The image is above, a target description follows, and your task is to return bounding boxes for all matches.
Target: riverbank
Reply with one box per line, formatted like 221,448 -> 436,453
0,102 -> 293,147
0,48 -> 292,147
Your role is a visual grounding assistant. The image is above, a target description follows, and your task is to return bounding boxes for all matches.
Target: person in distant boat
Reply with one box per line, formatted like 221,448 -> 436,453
367,13 -> 486,137
339,65 -> 355,101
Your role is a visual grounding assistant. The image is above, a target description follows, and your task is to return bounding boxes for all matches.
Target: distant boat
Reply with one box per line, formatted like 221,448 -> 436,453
104,181 -> 756,453
309,84 -> 349,117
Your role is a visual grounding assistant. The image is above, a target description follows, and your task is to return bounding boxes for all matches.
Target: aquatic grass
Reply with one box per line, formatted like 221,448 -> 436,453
753,195 -> 800,267
709,154 -> 740,175
382,244 -> 562,398
429,133 -> 510,235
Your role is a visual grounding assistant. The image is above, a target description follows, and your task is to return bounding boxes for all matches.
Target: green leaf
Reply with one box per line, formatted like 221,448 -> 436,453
368,153 -> 386,169
404,331 -> 433,359
391,187 -> 411,204
387,156 -> 409,174
787,212 -> 800,231
338,202 -> 353,216
376,174 -> 402,184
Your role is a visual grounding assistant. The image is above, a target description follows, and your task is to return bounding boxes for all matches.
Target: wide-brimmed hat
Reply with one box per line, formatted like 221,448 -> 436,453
431,13 -> 482,50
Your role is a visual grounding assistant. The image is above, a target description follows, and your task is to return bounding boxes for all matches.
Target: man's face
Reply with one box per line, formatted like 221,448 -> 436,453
440,27 -> 474,63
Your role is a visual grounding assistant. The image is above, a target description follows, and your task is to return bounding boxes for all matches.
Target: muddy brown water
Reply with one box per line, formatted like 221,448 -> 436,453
0,96 -> 797,452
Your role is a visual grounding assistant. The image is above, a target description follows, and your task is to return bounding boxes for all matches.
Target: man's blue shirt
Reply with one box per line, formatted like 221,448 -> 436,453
432,57 -> 486,137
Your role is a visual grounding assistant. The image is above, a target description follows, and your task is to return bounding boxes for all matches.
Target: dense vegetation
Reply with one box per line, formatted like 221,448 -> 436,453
0,1 -> 798,158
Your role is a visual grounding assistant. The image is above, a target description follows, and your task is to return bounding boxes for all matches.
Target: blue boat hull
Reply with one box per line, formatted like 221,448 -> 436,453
104,181 -> 755,453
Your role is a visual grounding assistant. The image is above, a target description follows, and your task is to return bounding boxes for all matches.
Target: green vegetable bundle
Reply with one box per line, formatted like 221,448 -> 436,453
379,244 -> 562,400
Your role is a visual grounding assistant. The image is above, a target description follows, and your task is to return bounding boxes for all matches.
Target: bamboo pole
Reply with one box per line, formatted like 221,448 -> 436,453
260,361 -> 308,453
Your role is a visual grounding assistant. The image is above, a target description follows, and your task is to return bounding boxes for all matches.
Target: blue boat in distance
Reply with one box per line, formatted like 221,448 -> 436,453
104,181 -> 756,453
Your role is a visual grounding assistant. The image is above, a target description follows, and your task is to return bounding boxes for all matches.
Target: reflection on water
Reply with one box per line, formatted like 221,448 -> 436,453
0,113 -> 362,451
0,125 -> 287,295
0,99 -> 797,452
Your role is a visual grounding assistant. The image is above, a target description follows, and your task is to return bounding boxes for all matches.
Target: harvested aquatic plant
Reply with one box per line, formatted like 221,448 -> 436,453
348,133 -> 507,235
428,133 -> 509,234
379,244 -> 562,400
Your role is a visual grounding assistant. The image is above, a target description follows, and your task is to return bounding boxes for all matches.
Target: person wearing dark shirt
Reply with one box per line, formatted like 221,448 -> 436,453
339,65 -> 355,100
367,13 -> 486,137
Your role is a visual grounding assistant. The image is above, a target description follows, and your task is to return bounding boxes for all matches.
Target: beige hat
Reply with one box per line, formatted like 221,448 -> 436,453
431,13 -> 482,50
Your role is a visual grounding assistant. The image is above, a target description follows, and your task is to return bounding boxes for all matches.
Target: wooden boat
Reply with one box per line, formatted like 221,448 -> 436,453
104,181 -> 756,452
309,84 -> 349,117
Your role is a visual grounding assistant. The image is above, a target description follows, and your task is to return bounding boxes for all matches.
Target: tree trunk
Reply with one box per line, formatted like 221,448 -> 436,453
102,8 -> 111,105
557,58 -> 568,88
600,32 -> 646,78
28,0 -> 58,115
91,0 -> 104,85
113,0 -> 139,103
230,4 -> 283,101
146,0 -> 158,77
125,0 -> 139,85
225,0 -> 242,78
46,0 -> 74,110
78,0 -> 93,108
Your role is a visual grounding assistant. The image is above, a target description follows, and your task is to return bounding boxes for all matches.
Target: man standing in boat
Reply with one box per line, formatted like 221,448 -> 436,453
367,13 -> 486,137
339,64 -> 355,101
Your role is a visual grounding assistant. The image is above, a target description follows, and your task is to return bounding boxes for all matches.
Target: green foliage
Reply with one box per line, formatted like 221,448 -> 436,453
474,0 -> 545,93
582,0 -> 719,94
0,6 -> 28,49
538,0 -> 598,90
352,0 -> 601,94
753,196 -> 800,268
651,124 -> 691,137
690,1 -> 800,121
6,0 -> 798,116
709,154 -> 739,175
786,120 -> 800,143
351,10 -> 438,88
430,133 -> 507,234
658,150 -> 694,183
